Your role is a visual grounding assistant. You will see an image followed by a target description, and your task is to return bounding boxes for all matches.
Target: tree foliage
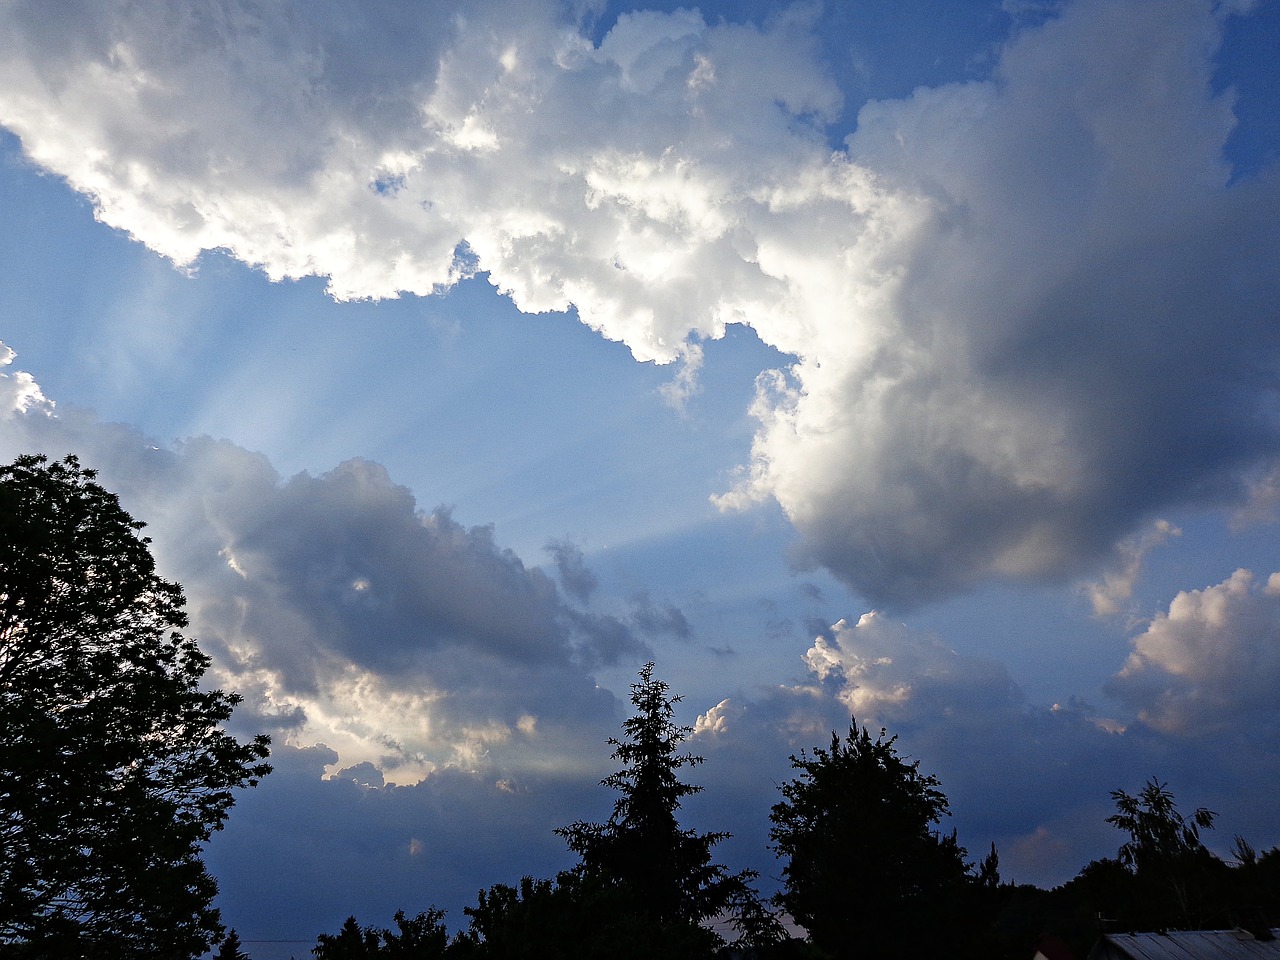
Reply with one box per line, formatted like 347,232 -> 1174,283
459,872 -> 682,959
313,910 -> 455,960
556,662 -> 770,954
312,664 -> 784,960
0,454 -> 271,957
313,916 -> 381,959
1108,777 -> 1216,873
769,720 -> 970,958
213,929 -> 249,960
380,908 -> 453,959
303,750 -> 1280,960
1105,777 -> 1224,929
987,780 -> 1277,959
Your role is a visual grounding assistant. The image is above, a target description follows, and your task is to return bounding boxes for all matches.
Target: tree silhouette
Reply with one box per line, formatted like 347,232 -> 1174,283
313,915 -> 380,959
556,662 -> 764,954
214,928 -> 249,960
769,720 -> 970,959
379,908 -> 453,959
1107,777 -> 1225,928
1108,777 -> 1215,875
0,454 -> 271,957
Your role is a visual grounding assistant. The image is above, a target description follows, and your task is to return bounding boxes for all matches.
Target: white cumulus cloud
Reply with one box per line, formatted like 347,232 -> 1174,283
0,340 -> 53,417
1111,567 -> 1280,735
2,0 -> 1277,607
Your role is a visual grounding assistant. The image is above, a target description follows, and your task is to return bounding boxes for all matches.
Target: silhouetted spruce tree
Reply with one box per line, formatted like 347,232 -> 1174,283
554,662 -> 766,956
769,721 -> 971,959
214,928 -> 249,960
0,454 -> 271,958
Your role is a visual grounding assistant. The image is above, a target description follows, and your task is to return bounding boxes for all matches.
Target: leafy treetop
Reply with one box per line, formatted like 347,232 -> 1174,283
769,720 -> 970,958
0,454 -> 271,958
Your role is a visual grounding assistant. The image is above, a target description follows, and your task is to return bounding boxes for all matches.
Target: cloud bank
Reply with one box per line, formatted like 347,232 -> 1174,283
0,355 -> 662,933
3,0 -> 1278,606
692,595 -> 1280,889
0,366 -> 634,785
5,353 -> 1280,921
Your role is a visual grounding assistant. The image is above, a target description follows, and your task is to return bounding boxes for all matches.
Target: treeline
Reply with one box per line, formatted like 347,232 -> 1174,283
281,667 -> 1280,960
984,780 -> 1280,959
4,455 -> 1277,960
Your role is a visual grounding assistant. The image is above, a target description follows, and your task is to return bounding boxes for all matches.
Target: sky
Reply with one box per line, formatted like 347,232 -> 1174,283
2,0 -> 1280,953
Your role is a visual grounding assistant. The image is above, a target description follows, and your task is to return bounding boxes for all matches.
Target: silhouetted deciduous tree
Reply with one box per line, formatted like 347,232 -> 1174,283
769,720 -> 970,959
0,454 -> 271,958
380,908 -> 453,959
1108,777 -> 1215,873
1107,777 -> 1227,929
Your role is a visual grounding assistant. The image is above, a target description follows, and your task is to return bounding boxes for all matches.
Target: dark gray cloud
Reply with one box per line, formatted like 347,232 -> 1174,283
628,589 -> 692,640
335,760 -> 386,789
714,1 -> 1280,608
545,538 -> 599,604
6,383 -> 1278,908
0,404 -> 623,780
203,743 -> 605,941
563,607 -> 648,667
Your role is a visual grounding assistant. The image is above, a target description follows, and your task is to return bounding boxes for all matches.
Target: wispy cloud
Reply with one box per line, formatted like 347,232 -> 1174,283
1085,519 -> 1182,618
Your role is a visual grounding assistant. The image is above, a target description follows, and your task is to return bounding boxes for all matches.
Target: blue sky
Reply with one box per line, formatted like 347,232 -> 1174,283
2,0 -> 1280,952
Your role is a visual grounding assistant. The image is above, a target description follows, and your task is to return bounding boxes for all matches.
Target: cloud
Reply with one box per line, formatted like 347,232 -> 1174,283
1084,519 -> 1181,617
12,342 -> 1280,912
2,1 -> 1278,604
0,340 -> 53,417
0,373 -> 627,785
628,589 -> 692,640
718,0 -> 1280,606
545,538 -> 598,604
802,612 -> 1024,724
334,761 -> 386,789
0,0 -> 838,356
1231,462 -> 1280,528
0,361 -> 646,937
203,742 -> 601,939
9,350 -> 1280,897
688,609 -> 1260,888
1110,567 -> 1280,736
